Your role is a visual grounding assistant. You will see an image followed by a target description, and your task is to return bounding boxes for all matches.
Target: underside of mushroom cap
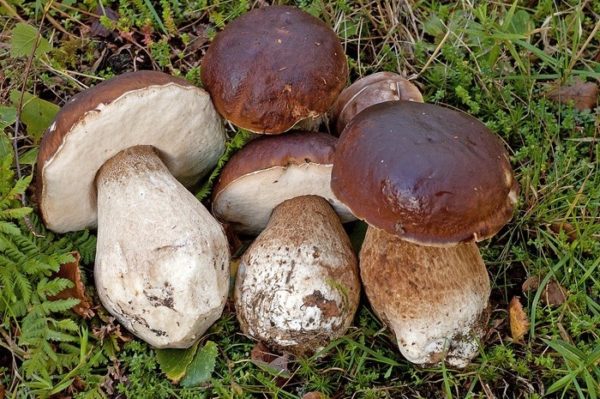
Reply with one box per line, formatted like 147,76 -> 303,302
201,5 -> 348,134
331,101 -> 518,246
212,131 -> 355,235
36,71 -> 226,233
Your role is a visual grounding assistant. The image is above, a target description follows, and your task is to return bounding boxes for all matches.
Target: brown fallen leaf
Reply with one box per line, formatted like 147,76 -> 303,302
547,79 -> 598,111
543,280 -> 568,306
89,5 -> 119,38
509,296 -> 529,343
250,342 -> 289,373
0,384 -> 5,399
522,275 -> 541,292
522,276 -> 568,306
49,252 -> 94,318
549,222 -> 578,242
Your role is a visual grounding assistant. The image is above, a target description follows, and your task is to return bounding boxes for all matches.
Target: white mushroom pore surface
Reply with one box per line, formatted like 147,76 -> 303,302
212,163 -> 355,235
360,226 -> 490,368
235,195 -> 360,354
95,146 -> 230,348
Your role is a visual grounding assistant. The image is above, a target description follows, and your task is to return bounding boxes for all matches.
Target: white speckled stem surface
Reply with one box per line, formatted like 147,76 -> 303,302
95,146 -> 230,348
235,195 -> 360,354
360,226 -> 490,368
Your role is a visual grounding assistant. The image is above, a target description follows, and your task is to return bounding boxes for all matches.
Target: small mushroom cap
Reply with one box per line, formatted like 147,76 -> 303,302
36,71 -> 226,233
201,6 -> 348,134
330,72 -> 423,134
212,131 -> 355,235
331,101 -> 518,246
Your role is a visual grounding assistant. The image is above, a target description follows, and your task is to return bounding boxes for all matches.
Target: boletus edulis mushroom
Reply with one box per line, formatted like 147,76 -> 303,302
36,71 -> 230,348
330,71 -> 423,134
212,132 -> 359,354
331,101 -> 518,367
201,6 -> 348,134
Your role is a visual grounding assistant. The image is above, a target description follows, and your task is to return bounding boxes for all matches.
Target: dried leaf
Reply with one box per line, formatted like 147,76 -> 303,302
543,280 -> 568,306
522,276 -> 568,306
549,222 -> 578,242
49,252 -> 94,318
509,296 -> 529,343
90,6 -> 119,38
250,342 -> 289,374
522,275 -> 541,292
547,79 -> 598,111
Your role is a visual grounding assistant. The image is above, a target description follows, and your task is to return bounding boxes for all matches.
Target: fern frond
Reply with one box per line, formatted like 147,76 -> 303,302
0,220 -> 21,235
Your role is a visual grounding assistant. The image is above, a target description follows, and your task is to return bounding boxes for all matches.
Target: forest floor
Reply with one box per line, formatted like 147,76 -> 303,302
0,0 -> 599,398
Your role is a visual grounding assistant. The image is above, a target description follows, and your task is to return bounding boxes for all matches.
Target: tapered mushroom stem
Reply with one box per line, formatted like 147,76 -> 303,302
360,226 -> 490,368
235,195 -> 360,354
94,146 -> 230,348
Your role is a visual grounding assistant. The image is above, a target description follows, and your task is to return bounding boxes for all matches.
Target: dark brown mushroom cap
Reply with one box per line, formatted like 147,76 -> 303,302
331,101 -> 518,246
36,70 -> 225,233
212,131 -> 355,234
330,72 -> 423,134
201,6 -> 348,134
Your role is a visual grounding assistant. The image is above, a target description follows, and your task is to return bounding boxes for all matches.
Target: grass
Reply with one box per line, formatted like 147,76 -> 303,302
1,0 -> 599,398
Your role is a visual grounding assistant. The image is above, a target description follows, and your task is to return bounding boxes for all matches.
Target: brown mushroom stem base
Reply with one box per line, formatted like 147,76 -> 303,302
360,226 -> 490,368
94,146 -> 230,348
235,195 -> 360,355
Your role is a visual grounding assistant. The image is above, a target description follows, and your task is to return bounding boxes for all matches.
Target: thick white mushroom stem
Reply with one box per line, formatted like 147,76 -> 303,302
94,146 -> 230,348
235,195 -> 360,355
360,226 -> 491,368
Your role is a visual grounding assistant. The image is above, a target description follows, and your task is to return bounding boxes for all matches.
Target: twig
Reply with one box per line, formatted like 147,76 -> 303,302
0,0 -> 26,23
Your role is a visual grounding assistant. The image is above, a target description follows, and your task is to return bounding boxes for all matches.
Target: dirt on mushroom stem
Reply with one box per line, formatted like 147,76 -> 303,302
94,145 -> 230,348
235,195 -> 360,355
359,226 -> 491,368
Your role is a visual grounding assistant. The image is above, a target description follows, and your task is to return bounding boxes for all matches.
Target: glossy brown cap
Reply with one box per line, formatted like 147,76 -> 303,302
201,6 -> 348,134
212,131 -> 354,234
36,70 -> 225,233
330,72 -> 423,134
331,101 -> 518,246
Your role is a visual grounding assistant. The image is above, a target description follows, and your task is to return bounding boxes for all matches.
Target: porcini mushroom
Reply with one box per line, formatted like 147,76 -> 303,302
330,71 -> 423,134
201,6 -> 348,134
36,71 -> 230,348
212,132 -> 359,354
331,101 -> 518,367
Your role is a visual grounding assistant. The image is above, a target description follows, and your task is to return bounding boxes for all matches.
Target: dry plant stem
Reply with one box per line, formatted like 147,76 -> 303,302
235,195 -> 360,355
360,226 -> 490,368
95,146 -> 229,348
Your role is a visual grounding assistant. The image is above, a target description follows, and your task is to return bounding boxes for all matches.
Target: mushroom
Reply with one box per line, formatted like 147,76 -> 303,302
201,5 -> 348,134
36,71 -> 230,348
330,71 -> 423,134
212,132 -> 359,354
331,101 -> 518,367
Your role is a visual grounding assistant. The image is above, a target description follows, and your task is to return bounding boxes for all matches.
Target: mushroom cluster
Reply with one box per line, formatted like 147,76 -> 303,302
36,5 -> 517,368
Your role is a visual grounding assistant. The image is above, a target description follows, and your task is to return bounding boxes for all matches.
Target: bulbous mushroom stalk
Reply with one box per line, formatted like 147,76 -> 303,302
95,146 -> 229,348
236,195 -> 359,354
36,71 -> 229,348
360,227 -> 490,367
